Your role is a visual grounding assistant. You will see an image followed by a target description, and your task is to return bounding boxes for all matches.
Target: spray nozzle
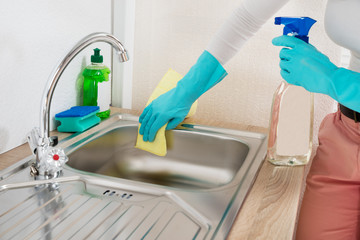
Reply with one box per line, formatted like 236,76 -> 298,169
275,17 -> 316,43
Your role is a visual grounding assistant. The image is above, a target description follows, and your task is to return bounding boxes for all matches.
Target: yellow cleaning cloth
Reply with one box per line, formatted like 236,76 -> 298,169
135,69 -> 198,156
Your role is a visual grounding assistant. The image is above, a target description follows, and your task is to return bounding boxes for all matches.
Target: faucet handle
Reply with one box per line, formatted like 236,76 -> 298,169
39,147 -> 68,175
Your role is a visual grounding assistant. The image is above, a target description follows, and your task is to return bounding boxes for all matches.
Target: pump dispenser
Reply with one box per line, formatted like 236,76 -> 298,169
83,48 -> 111,120
267,17 -> 316,166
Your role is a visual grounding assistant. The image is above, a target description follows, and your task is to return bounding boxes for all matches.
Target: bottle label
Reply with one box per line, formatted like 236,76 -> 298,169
276,86 -> 312,156
98,79 -> 111,112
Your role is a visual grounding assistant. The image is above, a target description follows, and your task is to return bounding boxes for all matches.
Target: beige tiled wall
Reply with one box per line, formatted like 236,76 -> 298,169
131,0 -> 341,138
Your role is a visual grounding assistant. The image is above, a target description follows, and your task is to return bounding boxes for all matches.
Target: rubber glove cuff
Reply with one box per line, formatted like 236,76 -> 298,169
331,67 -> 360,112
176,50 -> 228,105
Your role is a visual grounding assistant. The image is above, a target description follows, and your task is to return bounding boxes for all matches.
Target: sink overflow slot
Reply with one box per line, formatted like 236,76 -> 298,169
103,190 -> 133,199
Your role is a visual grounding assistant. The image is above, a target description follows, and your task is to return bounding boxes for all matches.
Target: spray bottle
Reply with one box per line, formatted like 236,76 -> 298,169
267,17 -> 316,166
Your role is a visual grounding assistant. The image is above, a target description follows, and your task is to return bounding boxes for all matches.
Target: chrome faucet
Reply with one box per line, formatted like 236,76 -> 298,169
28,33 -> 129,178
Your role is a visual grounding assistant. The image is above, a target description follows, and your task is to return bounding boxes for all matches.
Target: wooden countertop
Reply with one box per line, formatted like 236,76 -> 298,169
0,107 -> 306,240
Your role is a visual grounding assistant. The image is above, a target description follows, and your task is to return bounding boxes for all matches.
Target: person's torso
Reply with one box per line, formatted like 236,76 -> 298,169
325,0 -> 360,71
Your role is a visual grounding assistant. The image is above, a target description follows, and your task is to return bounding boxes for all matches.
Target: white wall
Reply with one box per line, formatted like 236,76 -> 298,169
0,0 -> 112,154
131,0 -> 341,144
1,0 -> 345,155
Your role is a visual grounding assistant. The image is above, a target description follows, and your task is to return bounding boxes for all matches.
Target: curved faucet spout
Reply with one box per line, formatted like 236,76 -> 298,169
39,32 -> 128,142
33,32 -> 128,176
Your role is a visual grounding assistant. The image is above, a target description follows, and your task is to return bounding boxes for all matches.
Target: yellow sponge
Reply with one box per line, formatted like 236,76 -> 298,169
135,69 -> 197,156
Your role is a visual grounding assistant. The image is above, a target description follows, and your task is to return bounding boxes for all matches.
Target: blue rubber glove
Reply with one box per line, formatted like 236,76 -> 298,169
273,35 -> 360,112
139,50 -> 227,142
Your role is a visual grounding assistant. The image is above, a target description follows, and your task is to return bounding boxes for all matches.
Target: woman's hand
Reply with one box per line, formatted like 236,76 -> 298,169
273,35 -> 360,113
272,35 -> 338,94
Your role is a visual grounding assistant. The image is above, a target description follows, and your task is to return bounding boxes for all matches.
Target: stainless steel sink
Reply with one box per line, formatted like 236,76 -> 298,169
67,123 -> 249,190
0,113 -> 267,240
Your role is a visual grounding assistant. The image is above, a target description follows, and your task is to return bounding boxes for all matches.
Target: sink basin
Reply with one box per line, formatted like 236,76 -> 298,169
0,113 -> 267,240
67,125 -> 249,190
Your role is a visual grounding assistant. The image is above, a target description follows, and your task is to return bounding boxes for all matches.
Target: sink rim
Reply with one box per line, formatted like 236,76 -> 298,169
66,125 -> 251,191
63,113 -> 266,192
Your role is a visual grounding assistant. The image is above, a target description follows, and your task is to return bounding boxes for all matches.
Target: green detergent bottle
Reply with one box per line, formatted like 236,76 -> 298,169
83,48 -> 111,120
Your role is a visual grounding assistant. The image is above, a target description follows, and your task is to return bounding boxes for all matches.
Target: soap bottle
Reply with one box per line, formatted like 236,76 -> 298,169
83,48 -> 111,120
267,17 -> 316,166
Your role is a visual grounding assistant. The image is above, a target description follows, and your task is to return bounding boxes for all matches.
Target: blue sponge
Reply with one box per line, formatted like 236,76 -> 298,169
55,106 -> 101,132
